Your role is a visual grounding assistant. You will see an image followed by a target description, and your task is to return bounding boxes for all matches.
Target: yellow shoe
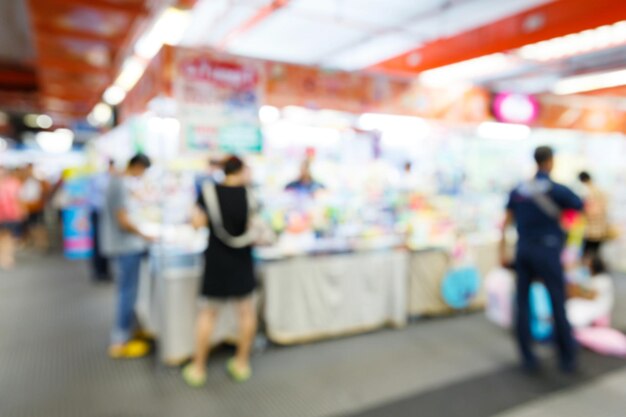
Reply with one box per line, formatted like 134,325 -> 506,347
182,364 -> 207,388
226,358 -> 251,383
108,340 -> 150,359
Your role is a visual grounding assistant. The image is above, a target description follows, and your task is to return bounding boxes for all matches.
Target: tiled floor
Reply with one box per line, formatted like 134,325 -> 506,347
2,252 -> 626,417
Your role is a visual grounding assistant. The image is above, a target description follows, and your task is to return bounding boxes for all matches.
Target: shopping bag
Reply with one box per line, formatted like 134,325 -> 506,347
575,327 -> 626,357
485,267 -> 515,328
530,282 -> 553,342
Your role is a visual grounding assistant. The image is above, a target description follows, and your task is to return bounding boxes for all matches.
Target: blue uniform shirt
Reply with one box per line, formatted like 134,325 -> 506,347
285,179 -> 324,195
506,172 -> 583,248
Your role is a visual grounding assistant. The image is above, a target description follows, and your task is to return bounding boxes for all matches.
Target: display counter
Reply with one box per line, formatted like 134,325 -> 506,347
407,238 -> 499,317
260,249 -> 408,345
134,225 -> 497,363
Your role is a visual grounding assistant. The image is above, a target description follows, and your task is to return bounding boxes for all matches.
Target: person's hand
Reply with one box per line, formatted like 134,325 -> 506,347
140,233 -> 158,243
499,249 -> 510,268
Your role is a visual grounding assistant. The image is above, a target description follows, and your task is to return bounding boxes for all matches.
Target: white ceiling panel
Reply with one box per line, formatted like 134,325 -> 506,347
288,0 -> 448,28
228,10 -> 368,65
324,33 -> 421,70
181,0 -> 275,47
408,0 -> 554,41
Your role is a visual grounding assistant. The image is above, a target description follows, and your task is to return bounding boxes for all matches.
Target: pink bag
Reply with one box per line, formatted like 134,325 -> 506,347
485,268 -> 515,328
574,327 -> 626,357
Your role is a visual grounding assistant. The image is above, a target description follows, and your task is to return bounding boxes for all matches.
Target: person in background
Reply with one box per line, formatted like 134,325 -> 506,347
194,157 -> 224,198
285,159 -> 324,195
578,171 -> 609,260
0,167 -> 25,270
88,159 -> 116,282
101,154 -> 154,359
183,156 -> 257,386
19,163 -> 50,252
397,161 -> 419,192
567,256 -> 614,329
501,146 -> 584,373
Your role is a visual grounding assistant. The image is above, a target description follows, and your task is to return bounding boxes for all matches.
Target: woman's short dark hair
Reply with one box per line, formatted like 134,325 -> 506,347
590,256 -> 607,276
579,171 -> 591,183
534,146 -> 553,165
128,153 -> 151,169
223,155 -> 244,176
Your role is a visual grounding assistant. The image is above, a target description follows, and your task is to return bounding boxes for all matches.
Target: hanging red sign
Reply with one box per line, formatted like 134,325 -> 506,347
178,57 -> 259,91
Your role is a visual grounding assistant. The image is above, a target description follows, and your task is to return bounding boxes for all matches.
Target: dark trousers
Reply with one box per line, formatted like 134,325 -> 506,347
90,210 -> 110,280
515,243 -> 576,368
582,239 -> 603,259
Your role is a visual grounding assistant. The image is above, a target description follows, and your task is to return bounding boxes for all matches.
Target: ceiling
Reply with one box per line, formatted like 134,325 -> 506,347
0,0 -> 171,127
180,0 -> 553,69
1,0 -> 626,131
178,0 -> 626,99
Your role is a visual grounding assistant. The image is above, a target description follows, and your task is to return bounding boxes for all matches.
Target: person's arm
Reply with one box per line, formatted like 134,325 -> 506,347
116,208 -> 151,240
500,209 -> 514,267
191,187 -> 208,229
555,185 -> 584,211
191,205 -> 208,229
566,282 -> 597,300
111,178 -> 153,241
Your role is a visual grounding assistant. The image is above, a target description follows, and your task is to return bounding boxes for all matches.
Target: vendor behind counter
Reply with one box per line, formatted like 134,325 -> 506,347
285,159 -> 325,195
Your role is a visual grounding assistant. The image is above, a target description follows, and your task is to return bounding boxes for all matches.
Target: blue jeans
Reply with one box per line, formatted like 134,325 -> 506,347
111,253 -> 144,345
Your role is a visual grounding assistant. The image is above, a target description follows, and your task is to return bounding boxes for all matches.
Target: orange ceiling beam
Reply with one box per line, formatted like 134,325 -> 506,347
217,0 -> 290,49
372,0 -> 626,76
40,88 -> 100,101
30,0 -> 148,16
0,68 -> 38,89
33,22 -> 126,45
38,57 -> 113,76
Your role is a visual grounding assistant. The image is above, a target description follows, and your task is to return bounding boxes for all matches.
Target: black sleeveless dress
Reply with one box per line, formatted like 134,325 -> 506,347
197,184 -> 256,298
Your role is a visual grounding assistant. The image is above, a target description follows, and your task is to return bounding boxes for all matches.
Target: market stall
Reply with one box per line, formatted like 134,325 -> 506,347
98,44 -> 626,362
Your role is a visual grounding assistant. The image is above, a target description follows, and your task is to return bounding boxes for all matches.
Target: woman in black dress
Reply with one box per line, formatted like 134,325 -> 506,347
183,156 -> 257,386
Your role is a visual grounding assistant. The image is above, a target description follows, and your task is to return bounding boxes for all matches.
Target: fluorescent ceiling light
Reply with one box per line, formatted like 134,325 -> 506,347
358,112 -> 428,130
103,85 -> 127,106
88,103 -> 113,127
36,114 -> 53,129
266,122 -> 341,147
24,114 -> 40,128
36,129 -> 74,154
552,69 -> 626,95
419,53 -> 517,87
259,106 -> 280,124
519,20 -> 626,62
135,7 -> 191,60
477,122 -> 530,140
115,57 -> 146,92
358,113 -> 432,144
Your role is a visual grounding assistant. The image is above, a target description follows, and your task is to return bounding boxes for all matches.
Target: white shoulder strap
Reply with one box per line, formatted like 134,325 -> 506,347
526,180 -> 561,220
202,183 -> 253,249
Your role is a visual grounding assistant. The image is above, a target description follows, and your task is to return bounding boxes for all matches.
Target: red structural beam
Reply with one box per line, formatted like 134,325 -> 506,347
33,21 -> 126,45
29,0 -> 148,16
217,0 -> 290,49
0,67 -> 38,90
372,0 -> 626,76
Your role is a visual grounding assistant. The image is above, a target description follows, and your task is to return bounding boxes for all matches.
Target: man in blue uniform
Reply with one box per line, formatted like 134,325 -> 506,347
501,146 -> 583,372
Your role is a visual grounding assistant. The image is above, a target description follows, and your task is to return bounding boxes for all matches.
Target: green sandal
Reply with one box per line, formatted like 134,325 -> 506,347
226,359 -> 252,383
182,364 -> 207,388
